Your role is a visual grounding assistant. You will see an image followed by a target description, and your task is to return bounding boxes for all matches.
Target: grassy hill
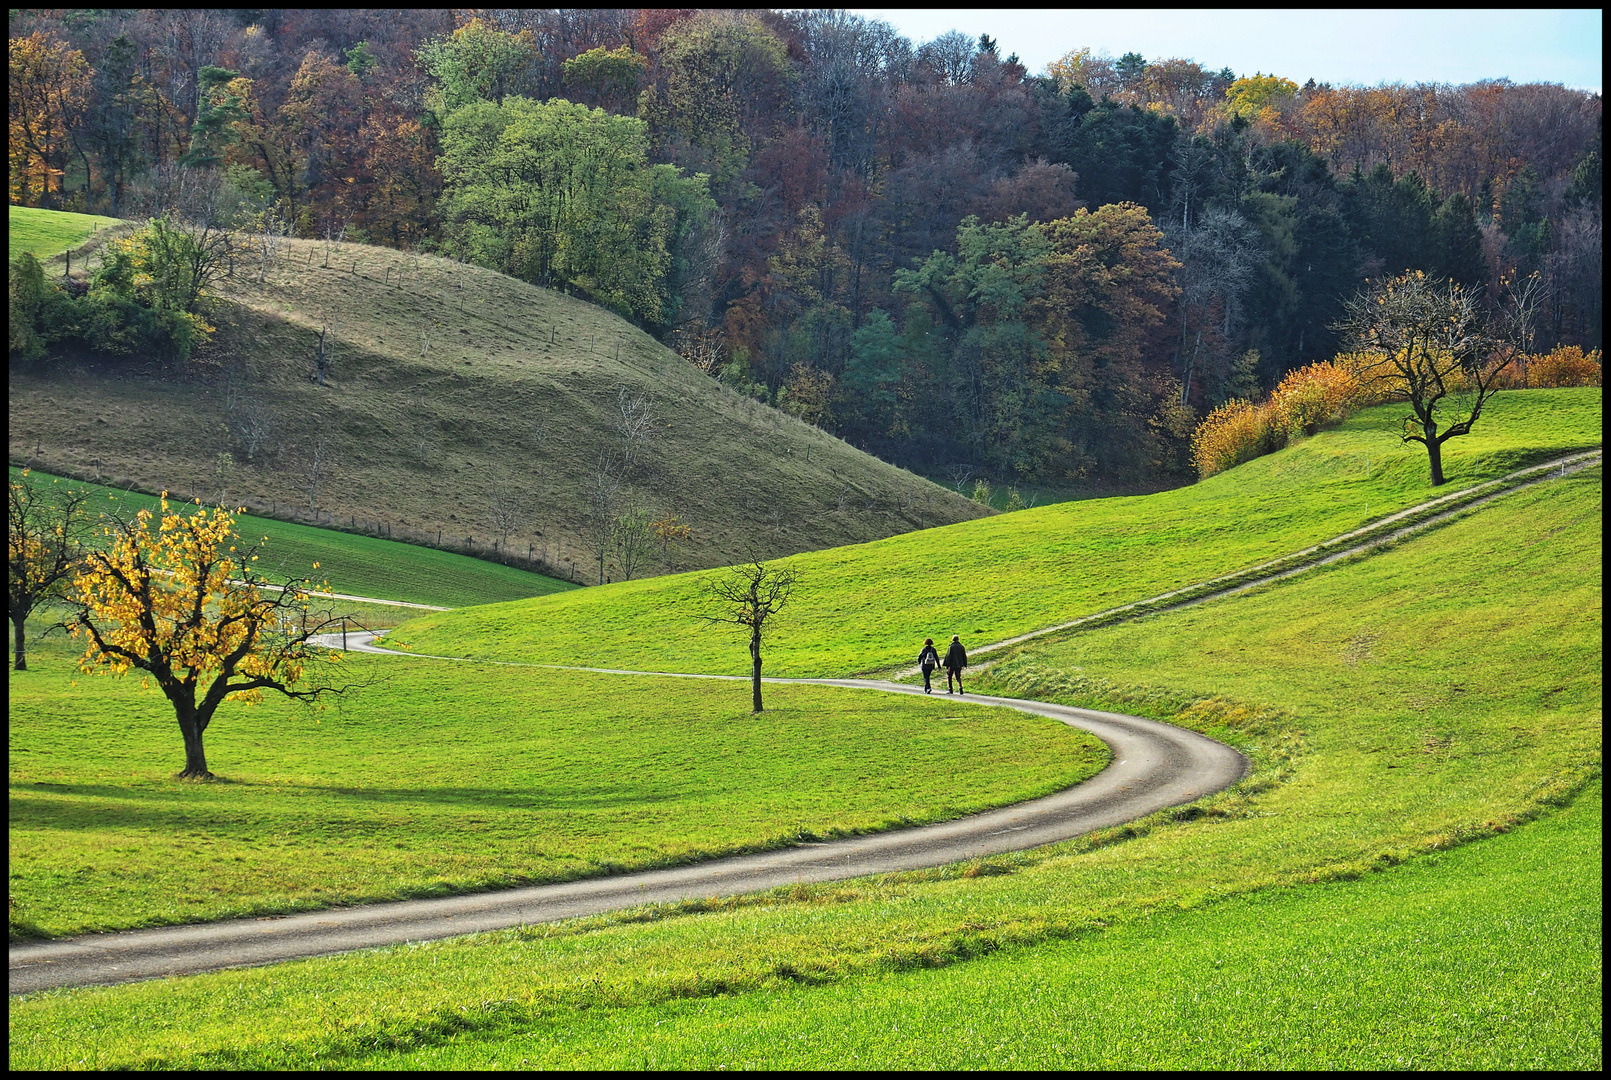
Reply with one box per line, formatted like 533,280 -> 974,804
390,388 -> 1601,676
7,205 -> 121,262
8,213 -> 987,579
10,424 -> 1599,1068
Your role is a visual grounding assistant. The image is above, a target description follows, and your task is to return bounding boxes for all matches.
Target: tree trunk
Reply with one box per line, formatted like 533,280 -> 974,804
12,614 -> 26,671
1426,436 -> 1446,487
177,710 -> 213,779
750,630 -> 764,713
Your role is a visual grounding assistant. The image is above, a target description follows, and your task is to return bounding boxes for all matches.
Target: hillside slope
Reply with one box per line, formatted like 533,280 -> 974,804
8,229 -> 986,578
392,388 -> 1601,676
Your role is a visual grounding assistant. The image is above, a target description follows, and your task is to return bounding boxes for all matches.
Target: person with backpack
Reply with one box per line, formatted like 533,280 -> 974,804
917,638 -> 941,693
944,634 -> 968,694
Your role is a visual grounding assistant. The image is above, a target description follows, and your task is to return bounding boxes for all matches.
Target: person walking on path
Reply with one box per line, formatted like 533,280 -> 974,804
917,638 -> 941,693
944,634 -> 968,694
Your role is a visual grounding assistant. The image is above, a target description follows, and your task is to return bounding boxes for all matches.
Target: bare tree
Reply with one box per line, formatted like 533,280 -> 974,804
319,208 -> 351,268
581,454 -> 623,584
614,387 -> 657,479
1339,270 -> 1542,486
222,361 -> 276,462
252,204 -> 289,283
312,313 -> 337,387
698,558 -> 801,713
294,439 -> 335,513
228,397 -> 277,464
612,506 -> 656,581
1167,207 -> 1262,406
212,451 -> 235,507
672,325 -> 727,374
487,466 -> 529,550
948,463 -> 975,495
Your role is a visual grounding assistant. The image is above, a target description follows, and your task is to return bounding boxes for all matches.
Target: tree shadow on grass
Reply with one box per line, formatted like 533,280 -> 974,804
9,782 -> 692,836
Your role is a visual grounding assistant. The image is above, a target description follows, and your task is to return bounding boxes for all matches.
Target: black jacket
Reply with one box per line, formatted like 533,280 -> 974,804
944,641 -> 967,669
918,644 -> 940,668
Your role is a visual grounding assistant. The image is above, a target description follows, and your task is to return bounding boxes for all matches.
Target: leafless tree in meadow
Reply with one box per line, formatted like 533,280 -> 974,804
698,558 -> 801,713
312,312 -> 337,387
581,453 -> 624,584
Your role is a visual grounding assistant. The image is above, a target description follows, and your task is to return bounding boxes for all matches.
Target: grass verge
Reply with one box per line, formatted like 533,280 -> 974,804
350,779 -> 1603,1069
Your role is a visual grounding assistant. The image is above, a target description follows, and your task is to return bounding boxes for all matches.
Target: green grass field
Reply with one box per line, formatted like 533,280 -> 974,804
9,454 -> 1598,1068
8,206 -> 121,261
8,632 -> 1105,938
9,467 -> 573,609
392,388 -> 1601,677
353,780 -> 1603,1070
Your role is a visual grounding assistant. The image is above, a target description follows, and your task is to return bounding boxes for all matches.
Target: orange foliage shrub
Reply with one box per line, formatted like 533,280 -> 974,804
1436,344 -> 1602,391
1192,361 -> 1364,479
1191,399 -> 1269,478
1269,361 -> 1362,438
1516,345 -> 1602,389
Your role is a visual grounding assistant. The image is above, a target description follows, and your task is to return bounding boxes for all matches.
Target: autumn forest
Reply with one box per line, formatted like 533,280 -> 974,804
8,8 -> 1602,486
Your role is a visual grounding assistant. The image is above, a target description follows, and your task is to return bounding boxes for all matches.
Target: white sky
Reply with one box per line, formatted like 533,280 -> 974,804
847,9 -> 1603,93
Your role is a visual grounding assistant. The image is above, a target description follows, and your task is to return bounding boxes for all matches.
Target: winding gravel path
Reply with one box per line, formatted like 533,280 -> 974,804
11,450 -> 1595,995
8,669 -> 1244,994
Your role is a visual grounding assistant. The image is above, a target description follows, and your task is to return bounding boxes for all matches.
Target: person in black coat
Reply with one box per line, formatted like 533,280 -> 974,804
944,635 -> 967,694
917,638 -> 941,693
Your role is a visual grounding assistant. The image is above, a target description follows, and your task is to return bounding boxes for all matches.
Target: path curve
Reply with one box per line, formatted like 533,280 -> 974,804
8,674 -> 1245,994
15,452 -> 1594,994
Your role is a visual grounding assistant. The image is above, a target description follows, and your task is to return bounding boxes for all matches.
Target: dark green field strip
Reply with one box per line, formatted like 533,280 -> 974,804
8,467 -> 574,608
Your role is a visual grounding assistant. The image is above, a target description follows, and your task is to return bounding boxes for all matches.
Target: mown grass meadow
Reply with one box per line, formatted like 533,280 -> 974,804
356,780 -> 1602,1070
7,206 -> 121,261
9,630 -> 1105,939
9,456 -> 1598,1069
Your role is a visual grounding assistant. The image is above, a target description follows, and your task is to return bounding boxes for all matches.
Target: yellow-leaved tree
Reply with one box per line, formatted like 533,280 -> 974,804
68,497 -> 360,779
8,470 -> 96,671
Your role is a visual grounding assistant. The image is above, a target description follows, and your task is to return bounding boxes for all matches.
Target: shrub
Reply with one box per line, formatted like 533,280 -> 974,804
1191,399 -> 1269,478
1268,360 -> 1361,440
9,253 -> 52,361
1520,345 -> 1602,389
7,223 -> 216,364
1193,361 -> 1364,479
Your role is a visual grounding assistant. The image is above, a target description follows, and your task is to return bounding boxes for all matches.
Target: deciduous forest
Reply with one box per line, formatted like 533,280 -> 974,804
9,8 -> 1602,486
